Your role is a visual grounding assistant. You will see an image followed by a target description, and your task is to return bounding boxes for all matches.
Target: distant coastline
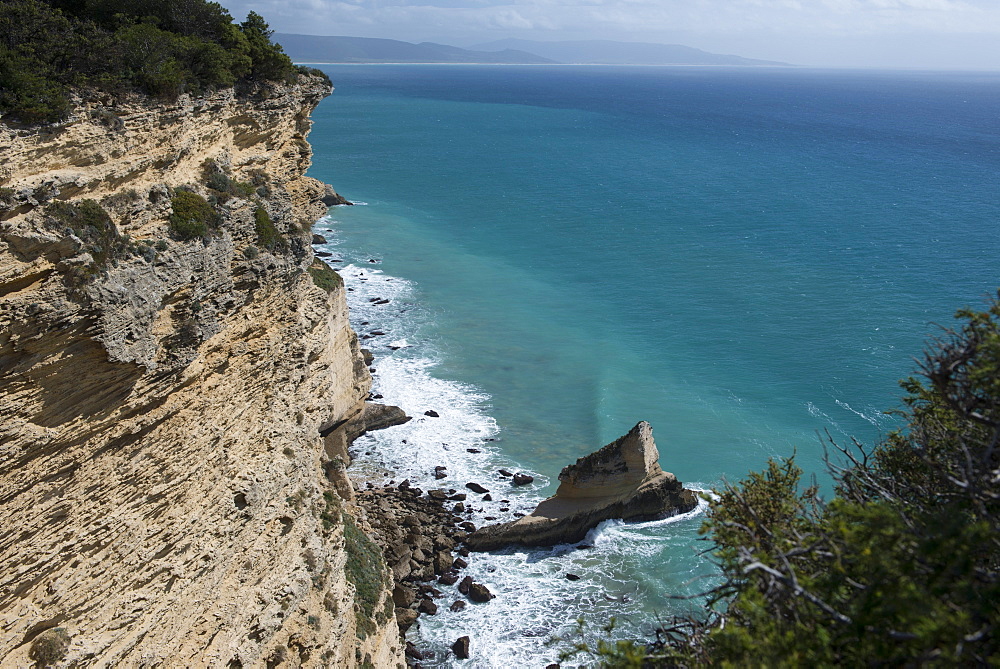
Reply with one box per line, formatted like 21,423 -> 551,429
276,33 -> 792,67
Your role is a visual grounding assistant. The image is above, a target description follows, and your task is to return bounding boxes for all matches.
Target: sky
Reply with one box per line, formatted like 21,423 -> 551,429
220,0 -> 1000,69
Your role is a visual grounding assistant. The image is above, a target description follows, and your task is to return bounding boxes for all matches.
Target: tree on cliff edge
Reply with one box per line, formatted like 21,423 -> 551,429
0,0 -> 298,124
582,295 -> 1000,667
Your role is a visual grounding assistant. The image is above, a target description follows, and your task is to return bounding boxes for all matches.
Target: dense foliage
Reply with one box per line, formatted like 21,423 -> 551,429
168,190 -> 218,241
0,0 -> 298,123
582,295 -> 1000,667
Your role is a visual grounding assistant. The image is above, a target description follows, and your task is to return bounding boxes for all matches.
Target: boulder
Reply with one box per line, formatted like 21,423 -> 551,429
312,233 -> 327,244
452,636 -> 471,659
465,422 -> 698,550
450,600 -> 467,612
467,582 -> 494,603
433,550 -> 454,574
393,584 -> 417,608
512,473 -> 534,486
320,183 -> 352,206
465,482 -> 489,494
404,640 -> 423,659
397,608 -> 419,632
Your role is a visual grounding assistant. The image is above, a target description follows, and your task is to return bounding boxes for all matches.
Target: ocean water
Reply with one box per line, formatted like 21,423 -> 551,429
305,65 -> 1000,665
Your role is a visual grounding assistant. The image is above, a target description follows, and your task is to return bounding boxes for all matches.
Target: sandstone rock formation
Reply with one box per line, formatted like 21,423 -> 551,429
466,422 -> 697,550
0,76 -> 403,666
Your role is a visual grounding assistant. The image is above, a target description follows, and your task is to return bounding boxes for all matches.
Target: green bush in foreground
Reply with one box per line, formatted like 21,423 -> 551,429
169,190 -> 218,241
584,294 -> 1000,667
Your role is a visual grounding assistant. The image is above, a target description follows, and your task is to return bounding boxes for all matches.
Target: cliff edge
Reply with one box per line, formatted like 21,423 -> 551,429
0,77 -> 404,667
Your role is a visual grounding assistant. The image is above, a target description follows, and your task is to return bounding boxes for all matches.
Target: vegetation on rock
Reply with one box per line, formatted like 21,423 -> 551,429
28,627 -> 70,667
203,159 -> 255,203
253,207 -> 286,252
44,198 -> 145,273
0,0 -> 298,124
343,514 -> 391,640
577,294 -> 1000,667
168,190 -> 219,241
308,258 -> 344,293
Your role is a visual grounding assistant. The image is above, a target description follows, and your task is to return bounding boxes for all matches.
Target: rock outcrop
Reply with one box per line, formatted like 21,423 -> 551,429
466,422 -> 697,550
0,76 -> 403,666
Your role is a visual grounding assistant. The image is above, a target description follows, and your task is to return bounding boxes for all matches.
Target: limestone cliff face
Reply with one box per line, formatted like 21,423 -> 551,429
0,78 -> 404,667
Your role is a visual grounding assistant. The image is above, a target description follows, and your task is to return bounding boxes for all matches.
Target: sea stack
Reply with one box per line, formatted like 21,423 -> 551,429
466,422 -> 698,550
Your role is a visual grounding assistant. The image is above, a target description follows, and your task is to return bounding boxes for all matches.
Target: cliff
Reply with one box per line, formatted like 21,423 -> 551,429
0,77 -> 404,667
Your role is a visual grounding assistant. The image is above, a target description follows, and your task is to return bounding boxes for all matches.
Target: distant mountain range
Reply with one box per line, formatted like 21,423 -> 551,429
274,34 -> 555,64
471,39 -> 788,66
275,34 -> 790,67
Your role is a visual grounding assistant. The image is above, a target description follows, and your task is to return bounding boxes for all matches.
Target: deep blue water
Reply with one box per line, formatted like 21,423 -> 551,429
305,65 -> 1000,665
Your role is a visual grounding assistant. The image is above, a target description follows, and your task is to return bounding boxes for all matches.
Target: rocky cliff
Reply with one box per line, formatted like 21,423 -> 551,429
467,422 -> 698,550
0,77 -> 404,667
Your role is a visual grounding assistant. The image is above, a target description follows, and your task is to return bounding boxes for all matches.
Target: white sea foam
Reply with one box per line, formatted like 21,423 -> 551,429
312,226 -> 709,666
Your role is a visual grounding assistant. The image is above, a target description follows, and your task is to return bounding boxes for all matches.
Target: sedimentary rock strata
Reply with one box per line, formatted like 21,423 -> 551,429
466,421 -> 698,550
0,76 -> 403,666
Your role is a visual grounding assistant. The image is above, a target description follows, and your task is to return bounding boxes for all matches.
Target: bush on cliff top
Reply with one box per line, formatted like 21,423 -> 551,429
0,0 -> 299,124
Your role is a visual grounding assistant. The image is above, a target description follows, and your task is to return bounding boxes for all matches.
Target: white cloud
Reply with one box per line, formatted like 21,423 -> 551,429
221,0 -> 1000,67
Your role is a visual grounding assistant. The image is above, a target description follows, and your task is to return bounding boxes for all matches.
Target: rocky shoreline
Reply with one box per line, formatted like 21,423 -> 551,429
345,414 -> 697,665
353,481 -> 496,665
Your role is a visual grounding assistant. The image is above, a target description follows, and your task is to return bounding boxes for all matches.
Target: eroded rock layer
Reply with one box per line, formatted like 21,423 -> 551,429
0,77 -> 404,667
467,422 -> 698,550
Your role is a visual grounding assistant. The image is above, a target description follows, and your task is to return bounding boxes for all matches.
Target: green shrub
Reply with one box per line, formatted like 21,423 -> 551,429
29,627 -> 70,667
296,65 -> 331,88
308,258 -> 343,293
169,190 -> 219,241
343,514 -> 390,640
46,199 -> 123,266
631,294 -> 1000,667
320,490 -> 340,531
253,207 -> 285,251
204,159 -> 256,201
0,0 -> 296,124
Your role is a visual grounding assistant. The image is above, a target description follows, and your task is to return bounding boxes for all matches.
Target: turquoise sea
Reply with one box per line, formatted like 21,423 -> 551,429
305,65 -> 1000,665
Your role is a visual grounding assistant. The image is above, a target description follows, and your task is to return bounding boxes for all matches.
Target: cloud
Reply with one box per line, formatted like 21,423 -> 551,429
220,0 -> 1000,67
226,0 -> 1000,36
